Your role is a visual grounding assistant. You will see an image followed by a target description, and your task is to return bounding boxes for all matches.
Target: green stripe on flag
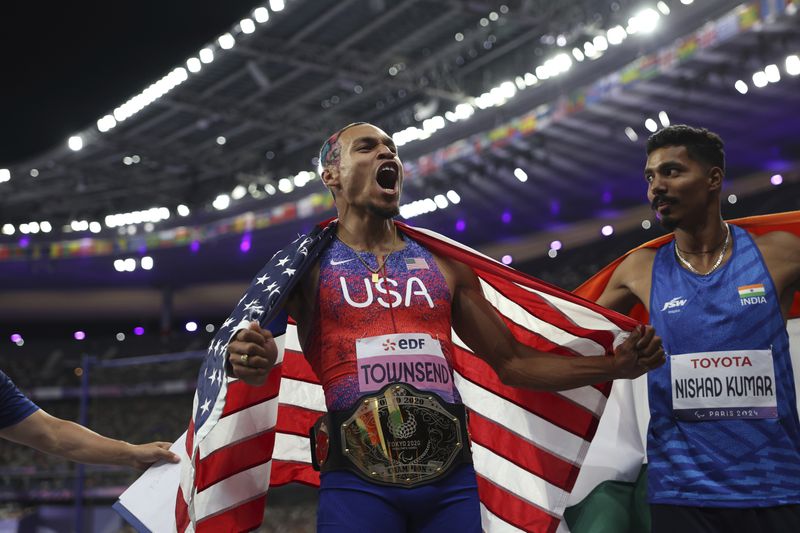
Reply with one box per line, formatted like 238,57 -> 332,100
564,465 -> 650,533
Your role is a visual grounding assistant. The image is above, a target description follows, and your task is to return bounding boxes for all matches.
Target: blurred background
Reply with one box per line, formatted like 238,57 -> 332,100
1,0 -> 799,531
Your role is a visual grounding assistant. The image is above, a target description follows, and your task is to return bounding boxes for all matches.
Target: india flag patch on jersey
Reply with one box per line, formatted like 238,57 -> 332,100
738,284 -> 766,299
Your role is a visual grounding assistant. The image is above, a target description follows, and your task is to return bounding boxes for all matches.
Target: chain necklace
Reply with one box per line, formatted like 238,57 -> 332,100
337,225 -> 398,283
674,223 -> 730,276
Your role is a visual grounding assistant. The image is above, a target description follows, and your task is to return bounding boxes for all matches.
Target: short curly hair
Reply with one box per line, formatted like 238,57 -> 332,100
646,124 -> 725,173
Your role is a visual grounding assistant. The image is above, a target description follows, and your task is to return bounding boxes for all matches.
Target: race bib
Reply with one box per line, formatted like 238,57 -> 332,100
355,333 -> 452,394
670,349 -> 778,421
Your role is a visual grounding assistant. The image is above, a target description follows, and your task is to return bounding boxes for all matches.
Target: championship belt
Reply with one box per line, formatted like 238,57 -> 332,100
310,383 -> 471,488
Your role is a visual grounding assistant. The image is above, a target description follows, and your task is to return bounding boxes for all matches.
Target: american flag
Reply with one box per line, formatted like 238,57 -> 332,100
129,219 -> 639,532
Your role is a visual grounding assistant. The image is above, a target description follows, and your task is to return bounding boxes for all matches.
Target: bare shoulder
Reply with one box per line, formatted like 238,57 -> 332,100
611,247 -> 658,286
596,247 -> 657,313
752,230 -> 800,262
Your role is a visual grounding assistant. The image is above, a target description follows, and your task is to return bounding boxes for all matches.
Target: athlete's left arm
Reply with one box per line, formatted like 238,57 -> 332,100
438,256 -> 664,391
755,230 -> 800,318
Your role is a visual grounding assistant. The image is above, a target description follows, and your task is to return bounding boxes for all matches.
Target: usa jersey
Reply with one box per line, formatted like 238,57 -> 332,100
304,235 -> 459,411
648,224 -> 800,506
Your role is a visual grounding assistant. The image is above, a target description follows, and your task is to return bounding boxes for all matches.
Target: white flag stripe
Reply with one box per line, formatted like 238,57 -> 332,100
451,333 -> 606,417
479,503 -> 527,533
193,461 -> 272,521
479,279 -> 606,356
199,397 -> 279,460
514,282 -> 622,333
279,378 -> 326,412
454,373 -> 588,462
411,226 -> 503,265
473,443 -> 569,515
273,332 -> 287,365
556,519 -> 571,533
273,433 -> 313,464
284,324 -> 301,352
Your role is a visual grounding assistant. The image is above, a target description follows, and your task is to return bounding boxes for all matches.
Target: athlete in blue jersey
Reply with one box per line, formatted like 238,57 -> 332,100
225,122 -> 666,531
0,370 -> 178,469
595,125 -> 800,532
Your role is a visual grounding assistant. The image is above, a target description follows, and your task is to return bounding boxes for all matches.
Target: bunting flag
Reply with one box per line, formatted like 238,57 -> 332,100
564,211 -> 800,533
117,219 -> 643,533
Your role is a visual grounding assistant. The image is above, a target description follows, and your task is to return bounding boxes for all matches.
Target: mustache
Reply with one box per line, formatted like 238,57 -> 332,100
651,194 -> 677,210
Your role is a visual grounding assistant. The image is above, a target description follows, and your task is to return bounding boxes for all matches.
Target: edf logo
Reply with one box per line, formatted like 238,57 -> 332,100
398,338 -> 426,350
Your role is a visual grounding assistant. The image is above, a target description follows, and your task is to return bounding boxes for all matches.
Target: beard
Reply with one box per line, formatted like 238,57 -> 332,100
652,194 -> 678,231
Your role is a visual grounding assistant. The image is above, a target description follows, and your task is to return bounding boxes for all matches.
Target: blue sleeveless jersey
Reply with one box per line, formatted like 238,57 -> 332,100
648,224 -> 800,506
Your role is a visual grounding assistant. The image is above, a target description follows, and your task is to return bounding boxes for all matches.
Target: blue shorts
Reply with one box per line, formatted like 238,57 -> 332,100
317,464 -> 481,532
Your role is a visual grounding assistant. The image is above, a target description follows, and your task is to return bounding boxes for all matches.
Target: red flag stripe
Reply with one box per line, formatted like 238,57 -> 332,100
196,494 -> 267,533
175,486 -> 190,533
453,346 -> 600,437
468,412 -> 578,492
196,430 -> 276,492
270,460 -> 320,487
283,349 -> 320,383
476,475 -> 560,533
276,404 -> 323,437
222,365 -> 282,417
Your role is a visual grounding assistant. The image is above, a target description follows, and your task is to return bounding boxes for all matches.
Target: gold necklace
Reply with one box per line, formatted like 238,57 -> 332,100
674,223 -> 730,276
337,225 -> 398,283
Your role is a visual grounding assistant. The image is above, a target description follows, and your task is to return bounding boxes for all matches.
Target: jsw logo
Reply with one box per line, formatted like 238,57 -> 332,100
340,276 -> 435,309
661,296 -> 687,312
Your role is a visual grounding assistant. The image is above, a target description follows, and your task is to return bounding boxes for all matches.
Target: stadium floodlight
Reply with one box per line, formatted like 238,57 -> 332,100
446,190 -> 461,204
254,7 -> 269,23
752,71 -> 768,88
680,0 -> 694,4
434,194 -> 448,209
231,185 -> 247,200
572,47 -> 585,61
28,222 -> 40,234
89,221 -> 102,233
240,18 -> 256,34
593,35 -> 609,52
786,55 -> 800,76
734,80 -> 749,94
644,118 -> 658,132
278,177 -> 294,193
764,64 -> 780,83
199,47 -> 214,64
68,135 -> 83,151
97,114 -> 117,132
177,204 -> 190,217
601,225 -> 614,236
514,168 -> 528,182
2,224 -> 14,235
40,221 -> 52,233
19,224 -> 30,234
607,26 -> 627,45
658,110 -> 670,127
141,256 -> 154,270
269,0 -> 285,12
218,33 -> 235,50
186,57 -> 202,73
0,169 -> 9,183
656,1 -> 670,15
212,194 -> 231,210
625,127 -> 639,142
628,8 -> 659,34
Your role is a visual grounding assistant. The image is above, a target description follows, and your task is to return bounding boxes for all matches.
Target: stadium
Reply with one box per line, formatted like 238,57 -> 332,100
1,0 -> 799,531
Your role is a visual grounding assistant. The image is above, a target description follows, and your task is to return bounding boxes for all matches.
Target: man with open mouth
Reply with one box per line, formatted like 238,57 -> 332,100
222,122 -> 665,531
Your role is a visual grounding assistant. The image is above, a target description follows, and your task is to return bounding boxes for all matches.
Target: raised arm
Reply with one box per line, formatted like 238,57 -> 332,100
443,257 -> 664,391
0,410 -> 178,470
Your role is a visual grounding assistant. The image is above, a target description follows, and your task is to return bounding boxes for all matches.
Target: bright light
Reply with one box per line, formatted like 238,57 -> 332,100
141,256 -> 154,270
240,18 -> 256,34
550,240 -> 562,251
0,169 -> 10,183
71,220 -> 89,232
572,47 -> 585,61
89,221 -> 102,233
254,7 -> 269,23
265,183 -> 276,195
642,219 -> 652,229
116,332 -> 126,341
213,194 -> 231,210
187,57 -> 202,73
607,26 -> 627,45
501,255 -> 512,265
513,168 -> 528,182
628,8 -> 660,34
446,190 -> 461,204
787,55 -> 800,76
206,324 -> 215,333
218,33 -> 235,50
601,225 -> 614,236
752,71 -> 768,88
770,174 -> 783,186
593,35 -> 609,52
199,47 -> 214,64
231,185 -> 247,200
113,259 -> 125,272
97,114 -> 117,132
134,327 -> 145,336
728,194 -> 738,204
177,204 -> 190,216
764,64 -> 780,83
547,249 -> 558,258
41,221 -> 52,233
658,110 -> 670,127
656,1 -> 671,15
278,177 -> 294,193
734,80 -> 748,94
124,258 -> 137,271
625,127 -> 639,142
10,334 -> 22,343
19,223 -> 29,234
185,321 -> 198,332
74,331 -> 86,341
68,135 -> 83,151
434,194 -> 448,209
680,0 -> 694,4
2,224 -> 14,235
269,0 -> 285,11
645,118 -> 658,132
524,73 -> 537,85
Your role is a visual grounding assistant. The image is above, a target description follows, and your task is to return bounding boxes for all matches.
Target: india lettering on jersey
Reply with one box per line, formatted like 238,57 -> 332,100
339,276 -> 435,309
738,283 -> 767,306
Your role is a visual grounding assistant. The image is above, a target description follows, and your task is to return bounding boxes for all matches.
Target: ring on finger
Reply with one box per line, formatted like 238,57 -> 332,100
241,353 -> 249,366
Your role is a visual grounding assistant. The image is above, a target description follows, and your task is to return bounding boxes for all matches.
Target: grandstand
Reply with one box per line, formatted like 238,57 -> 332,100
1,0 -> 799,532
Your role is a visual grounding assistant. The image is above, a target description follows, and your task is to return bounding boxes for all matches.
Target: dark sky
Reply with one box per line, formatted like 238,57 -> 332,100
0,0 -> 258,165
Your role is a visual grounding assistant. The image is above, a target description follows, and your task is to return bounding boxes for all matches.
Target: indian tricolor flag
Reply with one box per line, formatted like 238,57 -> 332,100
739,284 -> 765,299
